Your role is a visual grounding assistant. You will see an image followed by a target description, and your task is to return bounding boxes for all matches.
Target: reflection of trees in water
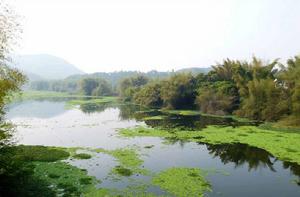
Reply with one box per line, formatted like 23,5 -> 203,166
283,162 -> 300,186
144,115 -> 201,130
80,104 -> 258,129
118,104 -> 146,120
204,142 -> 300,183
79,103 -> 111,114
7,100 -> 67,119
152,137 -> 300,184
164,136 -> 188,148
142,113 -> 257,130
79,103 -> 147,121
204,143 -> 276,171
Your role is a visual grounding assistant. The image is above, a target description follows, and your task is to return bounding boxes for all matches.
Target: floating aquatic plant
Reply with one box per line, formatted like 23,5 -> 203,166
152,167 -> 211,196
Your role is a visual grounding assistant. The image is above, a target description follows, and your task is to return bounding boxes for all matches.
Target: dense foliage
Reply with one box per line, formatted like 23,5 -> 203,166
134,82 -> 163,107
28,69 -> 210,94
160,73 -> 197,109
78,77 -> 112,96
119,75 -> 149,101
28,70 -> 170,94
27,54 -> 300,126
118,57 -> 300,126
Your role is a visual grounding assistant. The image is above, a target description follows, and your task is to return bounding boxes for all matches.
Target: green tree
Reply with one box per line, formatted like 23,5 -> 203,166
118,75 -> 149,101
196,81 -> 238,115
91,79 -> 112,96
161,73 -> 196,109
276,56 -> 300,125
0,1 -> 26,113
230,58 -> 284,121
134,82 -> 163,107
195,60 -> 240,115
0,66 -> 26,114
237,79 -> 286,121
79,78 -> 99,96
209,59 -> 236,81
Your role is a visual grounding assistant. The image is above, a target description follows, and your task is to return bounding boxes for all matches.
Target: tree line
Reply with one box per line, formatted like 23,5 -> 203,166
118,57 -> 300,126
28,55 -> 300,126
28,69 -> 210,93
29,71 -> 164,93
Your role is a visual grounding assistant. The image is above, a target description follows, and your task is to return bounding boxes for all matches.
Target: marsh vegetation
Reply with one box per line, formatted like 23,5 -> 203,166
1,1 -> 300,196
3,98 -> 300,196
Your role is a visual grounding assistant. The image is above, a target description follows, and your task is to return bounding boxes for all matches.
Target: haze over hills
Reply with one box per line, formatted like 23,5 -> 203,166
66,67 -> 211,87
176,67 -> 211,74
64,70 -> 167,87
11,53 -> 211,86
12,54 -> 85,80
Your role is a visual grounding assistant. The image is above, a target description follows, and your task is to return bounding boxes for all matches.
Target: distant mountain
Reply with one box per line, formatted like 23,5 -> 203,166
176,67 -> 211,74
23,71 -> 44,81
12,54 -> 84,80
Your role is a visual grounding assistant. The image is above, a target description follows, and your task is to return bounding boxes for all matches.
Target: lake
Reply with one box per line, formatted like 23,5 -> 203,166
7,99 -> 300,196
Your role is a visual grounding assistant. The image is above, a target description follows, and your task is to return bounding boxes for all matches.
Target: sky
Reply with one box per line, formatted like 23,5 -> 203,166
12,0 -> 300,73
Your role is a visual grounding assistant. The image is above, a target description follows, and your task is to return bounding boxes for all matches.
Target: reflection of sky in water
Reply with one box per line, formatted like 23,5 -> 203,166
8,104 -> 149,148
7,100 -> 300,196
7,100 -> 67,119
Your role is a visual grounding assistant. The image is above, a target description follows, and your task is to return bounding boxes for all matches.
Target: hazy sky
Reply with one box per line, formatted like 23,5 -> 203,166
12,0 -> 300,73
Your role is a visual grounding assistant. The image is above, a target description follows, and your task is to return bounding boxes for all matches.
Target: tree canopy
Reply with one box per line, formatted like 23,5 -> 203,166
116,56 -> 300,126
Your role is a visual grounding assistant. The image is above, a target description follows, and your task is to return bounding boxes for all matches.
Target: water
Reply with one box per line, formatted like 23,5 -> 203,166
7,99 -> 300,196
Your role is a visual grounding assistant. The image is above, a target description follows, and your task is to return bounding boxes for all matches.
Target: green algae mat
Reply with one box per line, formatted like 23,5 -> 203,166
152,167 -> 211,197
119,126 -> 300,165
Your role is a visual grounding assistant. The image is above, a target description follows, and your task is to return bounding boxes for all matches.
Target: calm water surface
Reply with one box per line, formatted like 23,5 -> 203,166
7,99 -> 300,197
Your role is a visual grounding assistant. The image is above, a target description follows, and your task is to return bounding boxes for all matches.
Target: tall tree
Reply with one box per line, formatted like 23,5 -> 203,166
231,58 -> 284,121
161,73 -> 197,109
118,75 -> 149,101
79,78 -> 99,96
276,56 -> 300,125
134,82 -> 163,107
0,0 -> 26,116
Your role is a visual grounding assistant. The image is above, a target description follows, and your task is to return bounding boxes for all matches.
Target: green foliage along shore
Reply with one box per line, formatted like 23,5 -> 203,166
118,56 -> 300,126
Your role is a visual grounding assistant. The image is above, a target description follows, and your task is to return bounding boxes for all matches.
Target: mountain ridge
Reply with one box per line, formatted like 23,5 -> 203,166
12,54 -> 84,80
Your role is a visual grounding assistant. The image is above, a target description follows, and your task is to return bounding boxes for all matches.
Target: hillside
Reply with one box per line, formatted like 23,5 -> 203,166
12,54 -> 84,80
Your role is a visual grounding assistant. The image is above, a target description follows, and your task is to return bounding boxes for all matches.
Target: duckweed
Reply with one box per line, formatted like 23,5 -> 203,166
13,145 -> 70,162
160,110 -> 201,116
143,115 -> 166,120
112,165 -> 133,176
119,126 -> 300,164
94,147 -> 149,176
33,162 -> 98,196
152,167 -> 211,196
73,153 -> 92,160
